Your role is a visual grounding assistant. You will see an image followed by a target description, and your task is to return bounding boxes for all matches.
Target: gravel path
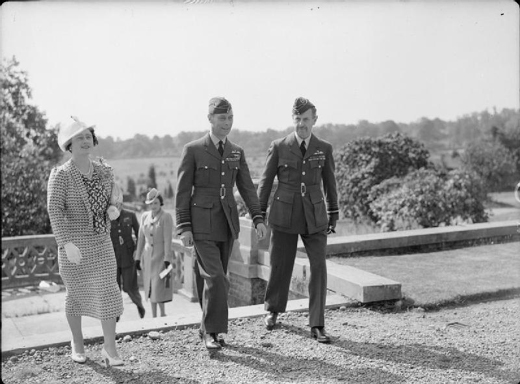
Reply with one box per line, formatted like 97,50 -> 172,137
2,298 -> 519,384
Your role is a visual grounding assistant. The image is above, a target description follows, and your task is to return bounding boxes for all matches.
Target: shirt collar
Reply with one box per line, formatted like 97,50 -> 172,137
294,132 -> 309,148
209,132 -> 226,147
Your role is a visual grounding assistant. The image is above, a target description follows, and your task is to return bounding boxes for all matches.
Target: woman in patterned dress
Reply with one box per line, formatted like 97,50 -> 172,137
47,117 -> 124,366
135,189 -> 174,318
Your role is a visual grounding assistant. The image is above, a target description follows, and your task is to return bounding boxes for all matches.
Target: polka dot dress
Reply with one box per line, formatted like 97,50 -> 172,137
47,159 -> 123,320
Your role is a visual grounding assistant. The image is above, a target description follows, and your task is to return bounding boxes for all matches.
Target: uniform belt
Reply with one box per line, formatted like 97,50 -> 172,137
277,182 -> 321,196
194,186 -> 233,198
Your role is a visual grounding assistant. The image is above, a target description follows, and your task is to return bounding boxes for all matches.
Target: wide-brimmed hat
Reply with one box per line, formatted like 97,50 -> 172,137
58,116 -> 95,152
145,188 -> 160,204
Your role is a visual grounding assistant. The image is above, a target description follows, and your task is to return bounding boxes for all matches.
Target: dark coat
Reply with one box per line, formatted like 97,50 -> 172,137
257,133 -> 339,234
110,208 -> 139,269
175,133 -> 264,241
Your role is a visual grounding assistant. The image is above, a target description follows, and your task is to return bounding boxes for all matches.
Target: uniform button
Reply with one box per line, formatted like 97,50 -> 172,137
302,171 -> 306,175
303,161 -> 306,164
222,160 -> 225,164
221,184 -> 225,187
221,172 -> 225,175
284,164 -> 288,167
221,196 -> 224,199
118,229 -> 121,233
277,197 -> 280,200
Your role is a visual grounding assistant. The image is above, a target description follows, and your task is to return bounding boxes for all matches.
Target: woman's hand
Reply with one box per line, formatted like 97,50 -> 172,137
64,242 -> 82,264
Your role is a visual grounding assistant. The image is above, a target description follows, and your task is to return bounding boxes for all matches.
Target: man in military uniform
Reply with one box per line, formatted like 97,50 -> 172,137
110,191 -> 145,319
175,97 -> 267,349
257,97 -> 339,343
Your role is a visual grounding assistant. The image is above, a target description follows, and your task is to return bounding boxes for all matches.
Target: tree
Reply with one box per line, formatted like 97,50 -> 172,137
369,168 -> 488,231
461,138 -> 517,193
147,164 -> 157,189
1,57 -> 62,236
335,132 -> 431,222
127,176 -> 136,200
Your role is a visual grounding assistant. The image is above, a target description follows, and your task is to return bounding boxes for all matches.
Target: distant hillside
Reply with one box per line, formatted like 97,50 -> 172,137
92,108 -> 519,160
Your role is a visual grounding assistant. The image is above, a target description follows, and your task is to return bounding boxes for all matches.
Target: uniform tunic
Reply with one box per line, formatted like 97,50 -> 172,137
47,159 -> 123,320
257,133 -> 339,327
175,133 -> 264,334
135,210 -> 174,303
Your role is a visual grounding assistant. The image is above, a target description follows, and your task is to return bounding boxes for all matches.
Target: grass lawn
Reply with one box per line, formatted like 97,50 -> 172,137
329,242 -> 520,308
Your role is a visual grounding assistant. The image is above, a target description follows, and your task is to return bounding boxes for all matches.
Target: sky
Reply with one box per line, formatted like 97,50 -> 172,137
1,0 -> 519,140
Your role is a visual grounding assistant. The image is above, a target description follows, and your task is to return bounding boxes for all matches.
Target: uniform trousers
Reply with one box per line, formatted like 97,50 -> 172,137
194,236 -> 233,334
264,229 -> 328,327
116,265 -> 144,310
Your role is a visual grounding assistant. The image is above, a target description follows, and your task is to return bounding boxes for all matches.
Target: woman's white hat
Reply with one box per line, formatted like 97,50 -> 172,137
145,188 -> 160,204
58,116 -> 95,152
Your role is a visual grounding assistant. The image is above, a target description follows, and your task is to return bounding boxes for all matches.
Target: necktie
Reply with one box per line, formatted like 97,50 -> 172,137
218,140 -> 224,157
300,140 -> 306,156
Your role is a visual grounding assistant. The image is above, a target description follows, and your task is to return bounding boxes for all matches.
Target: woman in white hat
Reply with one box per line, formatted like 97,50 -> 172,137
135,188 -> 174,317
47,116 -> 124,366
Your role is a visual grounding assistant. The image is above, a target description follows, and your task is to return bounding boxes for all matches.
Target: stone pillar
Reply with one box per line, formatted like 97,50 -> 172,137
228,216 -> 271,307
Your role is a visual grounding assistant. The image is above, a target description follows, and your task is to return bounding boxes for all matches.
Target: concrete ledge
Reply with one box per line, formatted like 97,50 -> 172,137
292,257 -> 401,303
319,220 -> 519,256
1,294 -> 350,357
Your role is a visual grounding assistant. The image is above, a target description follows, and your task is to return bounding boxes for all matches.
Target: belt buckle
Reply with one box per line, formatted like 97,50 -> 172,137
301,182 -> 306,196
220,187 -> 226,199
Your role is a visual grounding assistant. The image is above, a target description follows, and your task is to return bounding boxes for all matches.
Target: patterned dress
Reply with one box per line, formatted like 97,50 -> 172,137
47,159 -> 123,320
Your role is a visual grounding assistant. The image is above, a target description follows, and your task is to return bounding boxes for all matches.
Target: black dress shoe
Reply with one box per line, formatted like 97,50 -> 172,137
202,333 -> 222,350
310,327 -> 332,343
137,306 -> 146,319
264,312 -> 278,330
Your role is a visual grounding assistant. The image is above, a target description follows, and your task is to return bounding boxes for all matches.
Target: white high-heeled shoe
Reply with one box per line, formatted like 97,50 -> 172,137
101,348 -> 123,367
70,341 -> 86,364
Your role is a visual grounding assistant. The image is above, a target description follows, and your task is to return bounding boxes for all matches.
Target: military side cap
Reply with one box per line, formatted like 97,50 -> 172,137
292,97 -> 315,115
208,97 -> 232,114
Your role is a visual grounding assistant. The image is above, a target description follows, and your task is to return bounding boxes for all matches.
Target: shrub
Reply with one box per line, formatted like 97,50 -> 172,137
335,132 -> 431,222
369,168 -> 488,231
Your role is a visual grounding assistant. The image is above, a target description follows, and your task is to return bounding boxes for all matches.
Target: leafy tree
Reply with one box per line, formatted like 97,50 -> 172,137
166,181 -> 175,199
147,164 -> 157,189
127,176 -> 136,200
369,168 -> 488,231
335,132 -> 431,222
461,138 -> 517,193
1,57 -> 61,236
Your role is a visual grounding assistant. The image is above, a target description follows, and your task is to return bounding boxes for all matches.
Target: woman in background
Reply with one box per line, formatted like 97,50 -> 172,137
135,189 -> 174,317
47,116 -> 124,366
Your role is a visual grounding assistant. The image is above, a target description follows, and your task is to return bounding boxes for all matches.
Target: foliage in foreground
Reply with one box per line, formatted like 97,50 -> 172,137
335,133 -> 489,231
369,168 -> 488,231
1,57 -> 61,237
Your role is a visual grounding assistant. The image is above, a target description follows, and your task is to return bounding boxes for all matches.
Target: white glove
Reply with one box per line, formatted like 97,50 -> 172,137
107,205 -> 120,220
64,242 -> 82,265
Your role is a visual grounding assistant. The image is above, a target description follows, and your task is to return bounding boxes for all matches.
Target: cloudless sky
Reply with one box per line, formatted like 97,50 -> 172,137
1,0 -> 518,140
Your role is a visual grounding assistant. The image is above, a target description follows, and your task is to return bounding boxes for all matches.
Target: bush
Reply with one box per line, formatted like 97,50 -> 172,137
369,168 -> 488,231
461,138 -> 518,193
335,132 -> 431,222
1,58 -> 61,237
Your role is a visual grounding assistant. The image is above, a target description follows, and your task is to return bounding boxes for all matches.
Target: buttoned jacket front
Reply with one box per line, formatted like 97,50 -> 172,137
257,133 -> 339,234
176,133 -> 263,241
110,208 -> 139,269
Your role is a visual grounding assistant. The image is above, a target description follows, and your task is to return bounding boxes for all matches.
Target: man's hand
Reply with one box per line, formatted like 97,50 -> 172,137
327,217 -> 337,235
180,231 -> 194,247
255,223 -> 267,240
